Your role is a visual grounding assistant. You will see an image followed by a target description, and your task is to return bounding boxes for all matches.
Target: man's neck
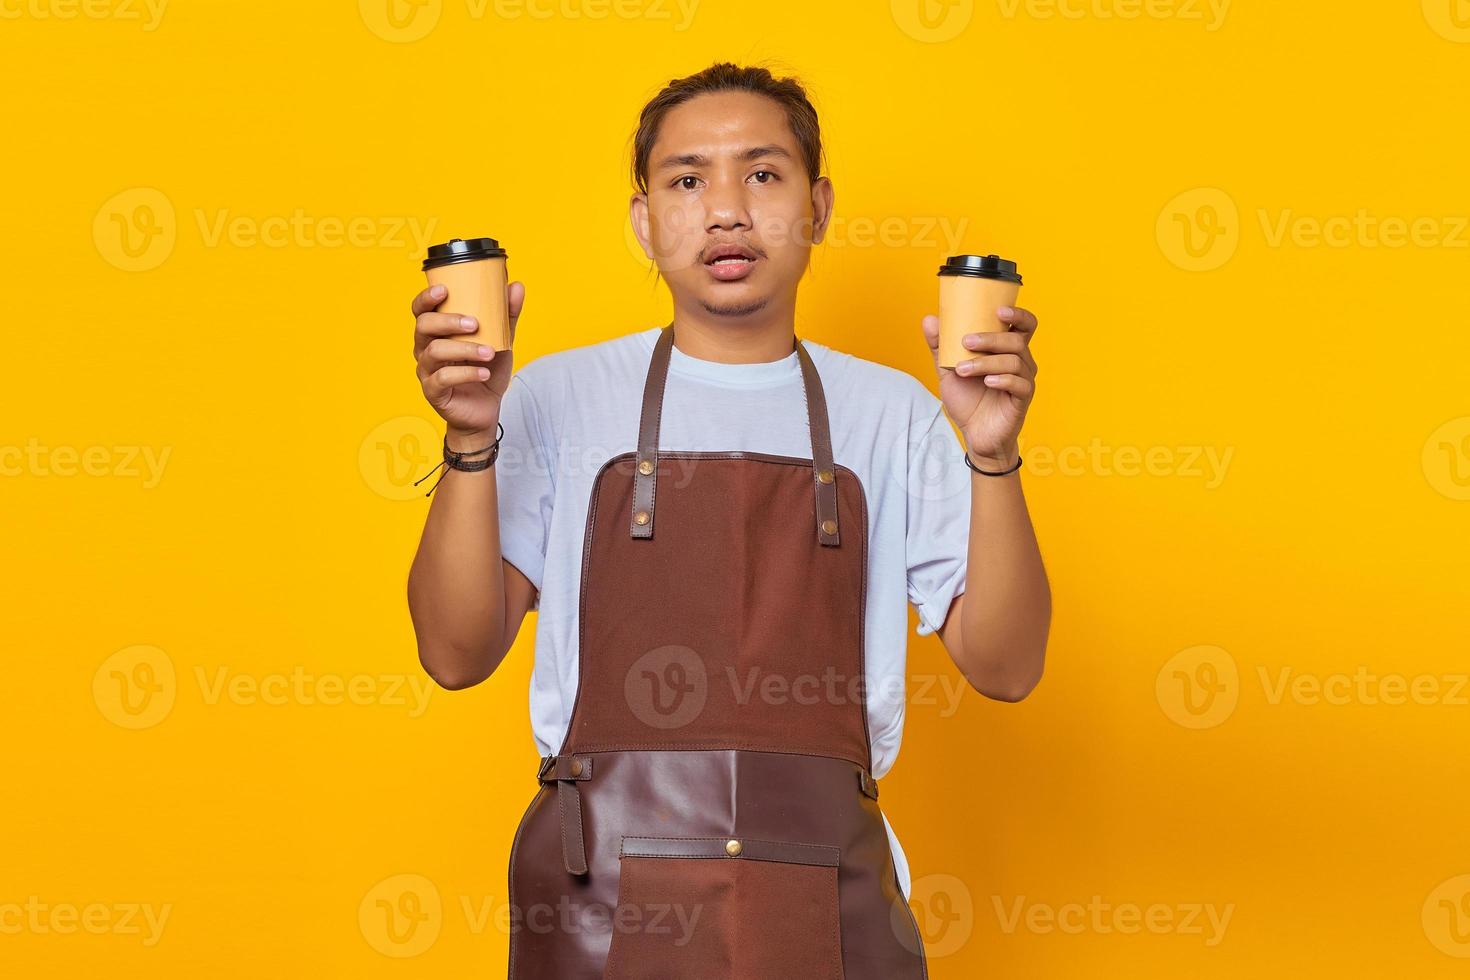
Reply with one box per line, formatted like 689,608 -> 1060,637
668,299 -> 798,364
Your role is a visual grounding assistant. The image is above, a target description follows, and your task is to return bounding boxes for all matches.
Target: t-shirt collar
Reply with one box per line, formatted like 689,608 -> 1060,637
640,327 -> 803,389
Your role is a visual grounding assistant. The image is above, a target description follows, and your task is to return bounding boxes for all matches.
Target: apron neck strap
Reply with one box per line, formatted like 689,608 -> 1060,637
629,324 -> 842,547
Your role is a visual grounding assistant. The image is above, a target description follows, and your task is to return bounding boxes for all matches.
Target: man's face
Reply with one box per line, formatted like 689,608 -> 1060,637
631,90 -> 833,320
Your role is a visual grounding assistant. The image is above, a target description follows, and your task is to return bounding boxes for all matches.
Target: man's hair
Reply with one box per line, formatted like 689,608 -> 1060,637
630,62 -> 824,194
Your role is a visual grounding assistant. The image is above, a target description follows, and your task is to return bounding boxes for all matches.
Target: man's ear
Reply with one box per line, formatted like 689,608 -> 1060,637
629,192 -> 653,258
809,176 -> 835,247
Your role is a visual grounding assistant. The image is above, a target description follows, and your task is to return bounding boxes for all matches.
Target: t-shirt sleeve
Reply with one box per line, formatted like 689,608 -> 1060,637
494,373 -> 556,608
905,400 -> 972,636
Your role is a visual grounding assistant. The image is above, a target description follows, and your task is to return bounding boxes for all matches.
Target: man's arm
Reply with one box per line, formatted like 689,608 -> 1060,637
404,280 -> 539,690
921,304 -> 1050,701
936,462 -> 1050,701
407,446 -> 539,690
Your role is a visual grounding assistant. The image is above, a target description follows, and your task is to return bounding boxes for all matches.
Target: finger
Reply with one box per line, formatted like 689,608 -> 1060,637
920,314 -> 940,353
980,373 -> 1034,399
423,364 -> 491,401
416,311 -> 481,341
962,331 -> 1028,354
508,281 -> 526,322
411,283 -> 449,317
964,331 -> 1038,377
997,305 -> 1039,337
955,353 -> 1029,379
417,338 -> 498,380
506,280 -> 525,344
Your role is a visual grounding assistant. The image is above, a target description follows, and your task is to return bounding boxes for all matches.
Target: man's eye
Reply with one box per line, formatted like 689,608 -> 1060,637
676,176 -> 701,190
751,170 -> 776,183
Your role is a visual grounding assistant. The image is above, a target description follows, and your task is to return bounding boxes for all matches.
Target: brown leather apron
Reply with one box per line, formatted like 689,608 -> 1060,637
508,325 -> 928,978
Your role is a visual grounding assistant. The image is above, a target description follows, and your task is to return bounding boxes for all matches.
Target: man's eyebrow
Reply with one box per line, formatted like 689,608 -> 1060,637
654,144 -> 794,170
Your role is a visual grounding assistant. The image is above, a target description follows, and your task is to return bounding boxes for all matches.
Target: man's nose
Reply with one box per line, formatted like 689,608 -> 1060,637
703,176 -> 751,232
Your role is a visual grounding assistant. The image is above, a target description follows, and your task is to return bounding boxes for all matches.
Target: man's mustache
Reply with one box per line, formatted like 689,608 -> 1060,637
697,241 -> 769,261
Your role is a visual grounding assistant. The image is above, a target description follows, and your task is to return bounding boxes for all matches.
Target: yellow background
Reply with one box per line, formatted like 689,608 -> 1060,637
4,0 -> 1469,976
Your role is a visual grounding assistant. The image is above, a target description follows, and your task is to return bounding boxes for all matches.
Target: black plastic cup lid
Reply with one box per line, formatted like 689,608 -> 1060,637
937,253 -> 1022,284
423,237 -> 508,271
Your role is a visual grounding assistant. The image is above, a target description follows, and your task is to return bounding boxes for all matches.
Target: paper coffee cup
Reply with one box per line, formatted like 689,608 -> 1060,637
936,254 -> 1022,369
423,237 -> 512,351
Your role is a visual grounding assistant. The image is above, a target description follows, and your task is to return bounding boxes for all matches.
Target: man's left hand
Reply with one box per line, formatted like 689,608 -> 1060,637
921,305 -> 1040,471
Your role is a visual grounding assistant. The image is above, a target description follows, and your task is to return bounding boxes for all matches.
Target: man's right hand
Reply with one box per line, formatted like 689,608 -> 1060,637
412,280 -> 525,447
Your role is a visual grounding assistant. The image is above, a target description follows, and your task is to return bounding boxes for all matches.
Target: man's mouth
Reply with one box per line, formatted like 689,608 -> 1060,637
704,244 -> 759,281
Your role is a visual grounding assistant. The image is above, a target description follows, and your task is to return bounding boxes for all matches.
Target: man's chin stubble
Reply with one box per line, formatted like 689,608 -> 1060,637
699,296 -> 770,318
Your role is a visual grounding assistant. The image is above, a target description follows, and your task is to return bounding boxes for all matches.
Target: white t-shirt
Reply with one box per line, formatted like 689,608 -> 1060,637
494,326 -> 973,899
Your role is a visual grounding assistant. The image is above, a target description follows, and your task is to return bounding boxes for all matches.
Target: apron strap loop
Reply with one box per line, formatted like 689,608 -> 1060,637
630,328 -> 676,540
858,769 -> 879,801
795,339 -> 841,547
538,755 -> 592,876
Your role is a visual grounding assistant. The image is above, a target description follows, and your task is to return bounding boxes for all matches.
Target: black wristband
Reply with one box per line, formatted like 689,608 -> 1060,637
444,423 -> 503,461
964,451 -> 1022,477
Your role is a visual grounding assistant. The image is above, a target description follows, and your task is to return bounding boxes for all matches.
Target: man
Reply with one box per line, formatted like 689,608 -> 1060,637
406,62 -> 1049,978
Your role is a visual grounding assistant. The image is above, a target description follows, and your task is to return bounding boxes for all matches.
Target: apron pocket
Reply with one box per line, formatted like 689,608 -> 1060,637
603,835 -> 844,980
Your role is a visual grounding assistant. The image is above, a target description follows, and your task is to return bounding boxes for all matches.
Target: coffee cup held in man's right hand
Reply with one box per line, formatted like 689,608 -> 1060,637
423,237 -> 512,351
936,254 -> 1023,369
